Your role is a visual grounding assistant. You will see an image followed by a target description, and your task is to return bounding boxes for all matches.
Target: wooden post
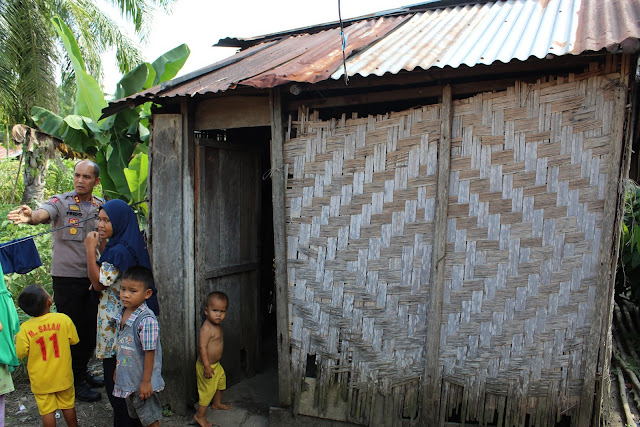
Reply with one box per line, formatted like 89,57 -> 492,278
423,84 -> 453,426
578,56 -> 633,425
181,101 -> 198,405
150,113 -> 193,414
270,87 -> 293,406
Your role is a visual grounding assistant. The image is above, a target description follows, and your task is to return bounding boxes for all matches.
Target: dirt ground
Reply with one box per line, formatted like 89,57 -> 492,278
4,357 -> 277,427
3,360 -> 196,427
3,362 -> 633,426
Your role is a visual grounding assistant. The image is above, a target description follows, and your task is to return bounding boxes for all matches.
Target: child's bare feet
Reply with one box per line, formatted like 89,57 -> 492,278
211,402 -> 231,410
193,413 -> 212,427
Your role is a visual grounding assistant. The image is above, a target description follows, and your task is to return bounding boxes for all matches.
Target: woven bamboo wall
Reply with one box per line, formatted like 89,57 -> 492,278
283,67 -> 624,426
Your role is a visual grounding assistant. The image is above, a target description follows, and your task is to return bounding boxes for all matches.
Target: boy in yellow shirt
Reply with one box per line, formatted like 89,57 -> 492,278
15,284 -> 79,427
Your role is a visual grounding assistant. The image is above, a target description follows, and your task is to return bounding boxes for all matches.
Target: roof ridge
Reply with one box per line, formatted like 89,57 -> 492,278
214,0 -> 494,49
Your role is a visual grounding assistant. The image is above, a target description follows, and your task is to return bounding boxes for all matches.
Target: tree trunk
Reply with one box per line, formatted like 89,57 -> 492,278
11,124 -> 57,207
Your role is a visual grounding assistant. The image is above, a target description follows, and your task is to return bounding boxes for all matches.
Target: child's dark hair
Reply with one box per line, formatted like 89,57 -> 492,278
18,285 -> 50,317
122,266 -> 154,290
207,291 -> 229,307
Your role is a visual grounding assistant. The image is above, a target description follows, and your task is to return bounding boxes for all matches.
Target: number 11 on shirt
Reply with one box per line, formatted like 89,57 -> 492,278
35,333 -> 60,361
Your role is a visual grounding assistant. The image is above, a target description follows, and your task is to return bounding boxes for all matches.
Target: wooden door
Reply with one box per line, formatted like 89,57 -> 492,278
195,135 -> 261,384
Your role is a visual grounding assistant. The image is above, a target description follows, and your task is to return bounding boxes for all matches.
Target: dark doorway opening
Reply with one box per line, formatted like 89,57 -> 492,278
195,126 -> 277,385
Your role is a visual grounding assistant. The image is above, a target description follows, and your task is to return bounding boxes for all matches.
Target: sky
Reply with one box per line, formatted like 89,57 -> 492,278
101,0 -> 414,92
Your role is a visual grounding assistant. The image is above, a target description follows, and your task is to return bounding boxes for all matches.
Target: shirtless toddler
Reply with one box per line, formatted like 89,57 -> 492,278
193,291 -> 231,427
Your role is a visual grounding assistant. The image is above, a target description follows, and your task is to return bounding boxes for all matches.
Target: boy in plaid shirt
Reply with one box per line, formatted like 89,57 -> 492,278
113,267 -> 164,427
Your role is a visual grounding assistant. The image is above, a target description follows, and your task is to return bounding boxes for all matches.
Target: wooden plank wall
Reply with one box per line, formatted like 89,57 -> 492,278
282,63 -> 629,426
150,113 -> 193,413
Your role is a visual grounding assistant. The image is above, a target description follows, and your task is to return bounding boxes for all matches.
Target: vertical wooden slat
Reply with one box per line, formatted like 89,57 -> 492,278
150,113 -> 190,413
193,132 -> 208,381
182,101 -> 198,404
577,56 -> 632,426
423,84 -> 453,426
270,87 -> 293,406
594,54 -> 636,426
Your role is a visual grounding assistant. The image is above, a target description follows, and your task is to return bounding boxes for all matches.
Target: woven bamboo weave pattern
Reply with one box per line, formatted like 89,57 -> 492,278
284,69 -> 619,425
285,107 -> 441,423
441,73 -> 614,426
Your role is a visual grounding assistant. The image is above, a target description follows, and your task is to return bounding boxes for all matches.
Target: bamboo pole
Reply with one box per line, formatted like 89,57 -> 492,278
617,368 -> 634,426
270,87 -> 293,407
423,84 -> 453,426
613,352 -> 640,395
578,56 -> 633,426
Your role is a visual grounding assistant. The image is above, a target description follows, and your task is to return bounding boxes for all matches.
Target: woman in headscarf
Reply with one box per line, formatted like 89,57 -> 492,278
85,199 -> 159,427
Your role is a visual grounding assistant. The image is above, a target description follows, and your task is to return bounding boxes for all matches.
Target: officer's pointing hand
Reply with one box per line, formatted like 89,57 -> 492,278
7,205 -> 32,224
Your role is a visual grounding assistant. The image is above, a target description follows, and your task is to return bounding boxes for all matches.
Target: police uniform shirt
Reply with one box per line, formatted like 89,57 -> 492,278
39,191 -> 103,278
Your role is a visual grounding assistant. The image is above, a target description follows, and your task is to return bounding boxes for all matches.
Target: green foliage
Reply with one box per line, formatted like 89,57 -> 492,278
31,19 -> 189,213
161,405 -> 174,417
617,180 -> 640,304
57,77 -> 75,117
124,152 -> 149,216
0,0 -> 59,128
0,0 -> 174,131
53,16 -> 108,124
0,160 -> 23,205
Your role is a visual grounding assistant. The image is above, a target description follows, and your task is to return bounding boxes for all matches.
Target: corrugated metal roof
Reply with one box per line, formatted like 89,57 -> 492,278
102,0 -> 640,117
334,0 -> 640,79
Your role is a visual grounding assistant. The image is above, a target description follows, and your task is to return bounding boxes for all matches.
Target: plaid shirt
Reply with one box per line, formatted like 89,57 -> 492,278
112,303 -> 161,398
113,303 -> 159,351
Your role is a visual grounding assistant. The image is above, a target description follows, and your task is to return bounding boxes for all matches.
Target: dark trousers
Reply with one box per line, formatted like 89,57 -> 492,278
103,357 -> 142,427
52,276 -> 98,382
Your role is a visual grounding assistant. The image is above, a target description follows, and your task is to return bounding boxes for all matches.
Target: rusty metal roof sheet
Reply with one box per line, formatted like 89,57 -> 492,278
102,0 -> 640,117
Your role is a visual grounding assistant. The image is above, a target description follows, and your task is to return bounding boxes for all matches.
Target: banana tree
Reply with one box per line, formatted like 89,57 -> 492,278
31,17 -> 189,215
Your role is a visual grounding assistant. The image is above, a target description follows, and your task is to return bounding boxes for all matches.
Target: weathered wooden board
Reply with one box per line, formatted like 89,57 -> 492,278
271,87 -> 293,406
195,96 -> 270,129
150,113 -> 191,413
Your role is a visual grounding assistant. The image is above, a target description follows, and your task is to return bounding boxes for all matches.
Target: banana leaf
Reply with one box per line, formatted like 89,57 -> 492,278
150,44 -> 190,87
52,17 -> 107,124
124,153 -> 148,216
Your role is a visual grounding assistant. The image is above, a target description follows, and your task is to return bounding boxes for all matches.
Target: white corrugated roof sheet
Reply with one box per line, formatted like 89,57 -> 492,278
333,0 -> 634,79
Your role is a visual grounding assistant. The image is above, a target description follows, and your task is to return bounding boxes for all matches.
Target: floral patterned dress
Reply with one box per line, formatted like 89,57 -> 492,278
95,262 -> 123,359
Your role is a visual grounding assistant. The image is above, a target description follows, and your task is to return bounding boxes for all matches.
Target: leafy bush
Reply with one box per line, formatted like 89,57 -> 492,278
46,158 -> 75,199
0,155 -> 77,205
0,158 -> 24,205
617,180 -> 640,304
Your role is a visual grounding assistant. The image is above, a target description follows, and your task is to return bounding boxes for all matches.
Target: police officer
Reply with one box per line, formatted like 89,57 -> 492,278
8,160 -> 104,402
